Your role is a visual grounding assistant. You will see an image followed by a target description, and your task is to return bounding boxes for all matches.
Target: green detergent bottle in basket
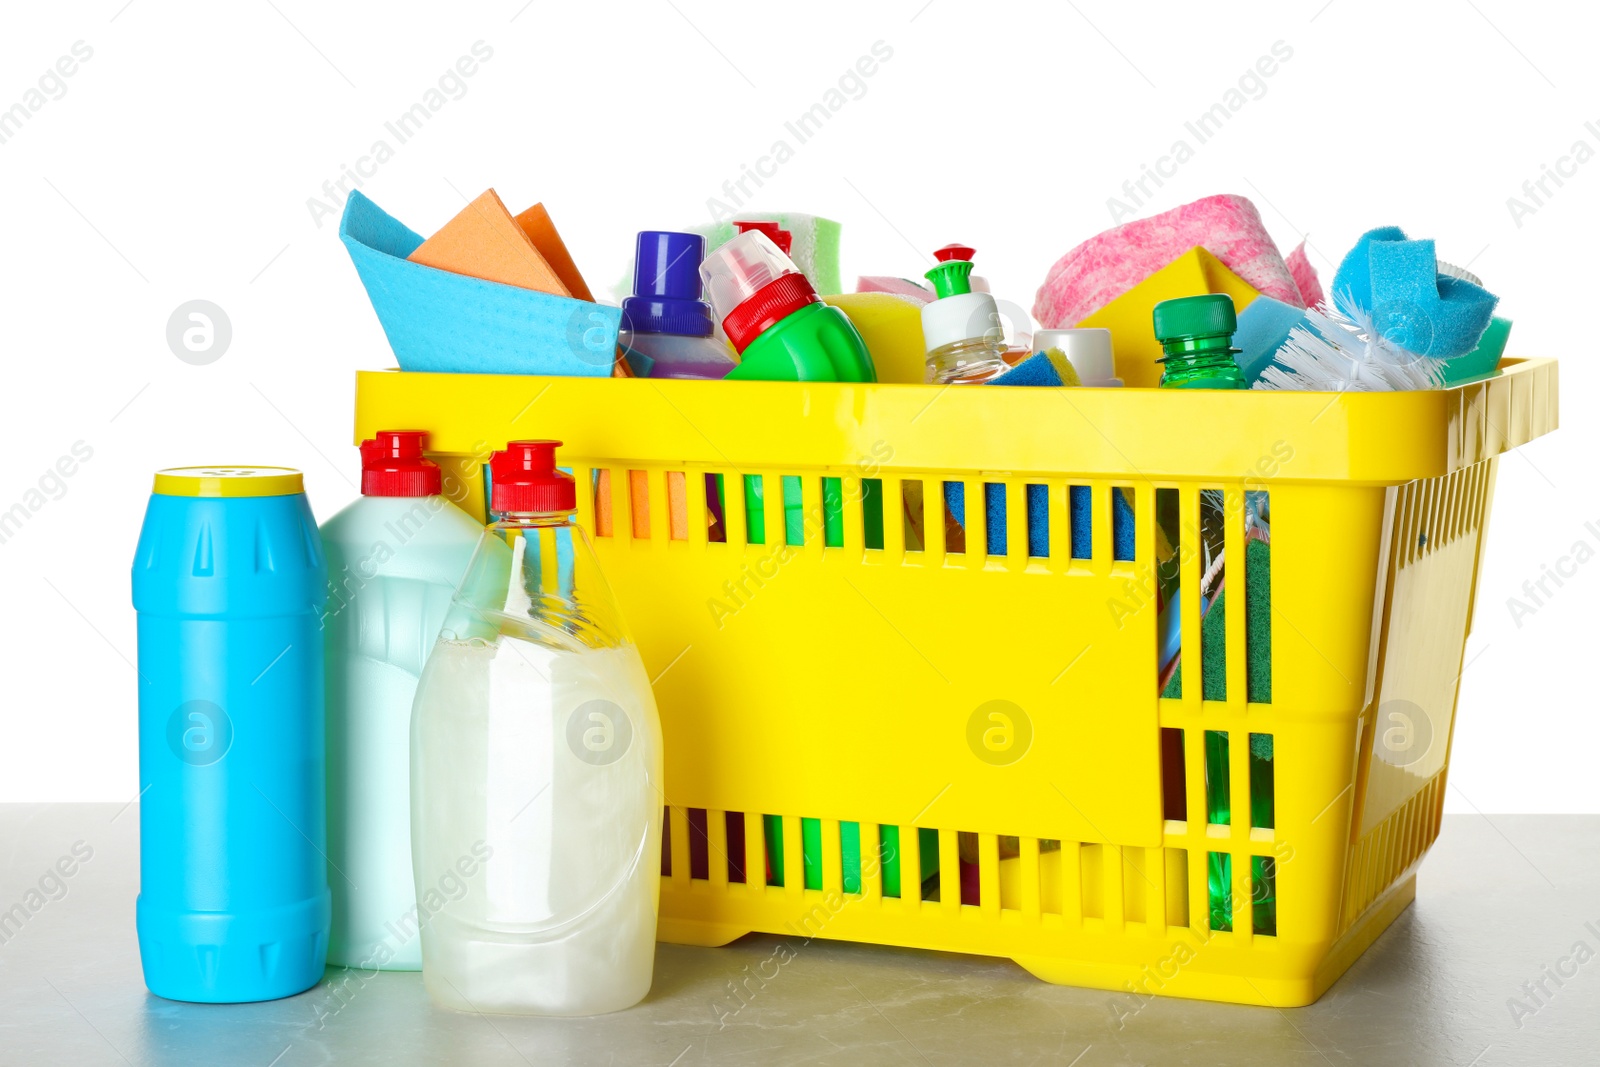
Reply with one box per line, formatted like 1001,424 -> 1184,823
700,227 -> 883,556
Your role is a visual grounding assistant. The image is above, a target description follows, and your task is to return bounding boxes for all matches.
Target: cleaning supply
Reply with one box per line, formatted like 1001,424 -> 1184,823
733,219 -> 792,254
339,191 -> 620,377
856,276 -> 934,303
321,431 -> 484,971
1232,294 -> 1310,385
411,441 -> 663,1016
513,203 -> 594,301
1073,248 -> 1264,389
991,349 -> 1081,387
1033,194 -> 1311,335
942,337 -> 1134,561
921,244 -> 1009,384
620,231 -> 737,380
701,229 -> 875,383
822,292 -> 928,384
1330,226 -> 1498,359
1154,294 -> 1246,389
1254,300 -> 1445,392
408,189 -> 570,296
1033,328 -> 1120,387
614,214 -> 844,303
133,466 -> 329,1003
1441,316 -> 1511,385
1285,240 -> 1325,308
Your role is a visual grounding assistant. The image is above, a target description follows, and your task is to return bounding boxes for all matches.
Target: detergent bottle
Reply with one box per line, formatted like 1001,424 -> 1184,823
921,244 -> 1010,384
701,229 -> 875,383
620,230 -> 737,380
321,431 -> 484,970
133,466 -> 329,1002
410,440 -> 664,1016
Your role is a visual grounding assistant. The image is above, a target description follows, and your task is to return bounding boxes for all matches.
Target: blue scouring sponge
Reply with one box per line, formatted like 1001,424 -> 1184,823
1234,295 -> 1310,385
946,480 -> 1133,559
942,351 -> 1133,559
1330,227 -> 1498,359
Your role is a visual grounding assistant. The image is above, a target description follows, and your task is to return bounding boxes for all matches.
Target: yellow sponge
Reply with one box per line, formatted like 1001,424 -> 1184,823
1077,248 -> 1261,388
822,292 -> 927,384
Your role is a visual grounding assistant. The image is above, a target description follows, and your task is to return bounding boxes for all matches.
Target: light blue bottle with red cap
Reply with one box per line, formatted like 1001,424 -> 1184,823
132,466 -> 330,1003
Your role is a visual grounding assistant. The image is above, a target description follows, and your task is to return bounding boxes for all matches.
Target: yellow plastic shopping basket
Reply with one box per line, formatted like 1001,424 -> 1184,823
354,356 -> 1556,1007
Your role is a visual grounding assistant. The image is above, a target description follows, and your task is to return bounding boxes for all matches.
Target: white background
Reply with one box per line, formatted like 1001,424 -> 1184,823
0,0 -> 1590,809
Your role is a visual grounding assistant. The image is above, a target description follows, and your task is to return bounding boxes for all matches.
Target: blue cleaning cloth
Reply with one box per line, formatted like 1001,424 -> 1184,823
1330,227 -> 1498,359
1234,295 -> 1310,385
339,190 -> 620,376
945,482 -> 1133,559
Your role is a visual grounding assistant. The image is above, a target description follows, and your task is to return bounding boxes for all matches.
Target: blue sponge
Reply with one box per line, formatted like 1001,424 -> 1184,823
942,352 -> 1133,559
1330,227 -> 1498,359
991,351 -> 1067,387
945,481 -> 1133,559
1234,295 -> 1310,385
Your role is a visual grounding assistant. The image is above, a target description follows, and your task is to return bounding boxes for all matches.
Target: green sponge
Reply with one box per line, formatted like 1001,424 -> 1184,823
1161,538 -> 1272,702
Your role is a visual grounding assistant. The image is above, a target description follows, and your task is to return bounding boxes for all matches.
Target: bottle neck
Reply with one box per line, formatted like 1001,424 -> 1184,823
1158,335 -> 1244,388
491,509 -> 576,530
926,337 -> 1009,384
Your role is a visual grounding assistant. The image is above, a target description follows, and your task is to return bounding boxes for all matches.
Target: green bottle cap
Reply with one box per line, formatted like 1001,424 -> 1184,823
1152,294 -> 1237,343
925,259 -> 974,300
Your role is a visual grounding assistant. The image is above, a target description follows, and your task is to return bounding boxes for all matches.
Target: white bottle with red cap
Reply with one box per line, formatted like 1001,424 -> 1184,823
320,431 -> 487,970
410,440 -> 664,1016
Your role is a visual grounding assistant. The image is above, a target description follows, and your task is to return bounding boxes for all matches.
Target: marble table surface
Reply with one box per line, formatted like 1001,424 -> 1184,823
0,806 -> 1593,1066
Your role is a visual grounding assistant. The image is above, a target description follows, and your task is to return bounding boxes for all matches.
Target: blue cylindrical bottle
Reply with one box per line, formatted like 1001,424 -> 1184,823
132,466 -> 330,1003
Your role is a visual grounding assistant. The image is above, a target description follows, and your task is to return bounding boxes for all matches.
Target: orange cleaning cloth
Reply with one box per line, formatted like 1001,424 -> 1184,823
514,203 -> 594,302
407,189 -> 569,296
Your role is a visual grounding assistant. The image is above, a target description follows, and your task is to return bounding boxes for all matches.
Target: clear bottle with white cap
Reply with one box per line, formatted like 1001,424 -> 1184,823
921,244 -> 1010,384
1032,327 -> 1123,387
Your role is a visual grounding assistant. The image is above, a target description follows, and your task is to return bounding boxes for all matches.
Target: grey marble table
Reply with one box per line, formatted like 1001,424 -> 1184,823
0,806 -> 1592,1066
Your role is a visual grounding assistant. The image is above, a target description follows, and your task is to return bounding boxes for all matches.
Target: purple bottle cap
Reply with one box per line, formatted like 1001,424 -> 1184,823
623,231 -> 713,337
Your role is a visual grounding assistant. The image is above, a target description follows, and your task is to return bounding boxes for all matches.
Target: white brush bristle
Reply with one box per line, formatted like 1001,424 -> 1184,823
1254,293 -> 1447,392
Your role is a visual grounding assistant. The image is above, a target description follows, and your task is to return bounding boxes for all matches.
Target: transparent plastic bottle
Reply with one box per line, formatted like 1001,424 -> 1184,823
410,440 -> 663,1016
921,244 -> 1009,384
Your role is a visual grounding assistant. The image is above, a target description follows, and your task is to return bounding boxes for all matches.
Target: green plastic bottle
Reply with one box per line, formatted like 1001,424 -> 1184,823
700,229 -> 875,384
1153,294 -> 1246,389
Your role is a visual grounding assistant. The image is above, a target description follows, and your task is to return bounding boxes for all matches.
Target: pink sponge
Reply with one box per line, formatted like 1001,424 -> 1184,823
1285,240 -> 1324,307
1033,194 -> 1306,328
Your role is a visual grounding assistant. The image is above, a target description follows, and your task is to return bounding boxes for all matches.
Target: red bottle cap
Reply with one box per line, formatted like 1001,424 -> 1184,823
360,430 -> 441,497
490,440 -> 577,513
733,220 -> 793,255
719,272 -> 820,353
933,243 -> 975,263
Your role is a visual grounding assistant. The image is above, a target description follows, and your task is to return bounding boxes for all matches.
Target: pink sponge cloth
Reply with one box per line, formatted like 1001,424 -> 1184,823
1033,194 -> 1308,328
857,275 -> 934,304
1285,240 -> 1324,307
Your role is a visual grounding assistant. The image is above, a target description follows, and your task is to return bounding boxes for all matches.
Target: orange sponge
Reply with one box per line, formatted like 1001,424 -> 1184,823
514,203 -> 593,301
407,189 -> 569,296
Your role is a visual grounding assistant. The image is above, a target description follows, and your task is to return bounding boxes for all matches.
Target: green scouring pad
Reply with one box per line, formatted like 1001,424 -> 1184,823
1161,538 -> 1272,702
